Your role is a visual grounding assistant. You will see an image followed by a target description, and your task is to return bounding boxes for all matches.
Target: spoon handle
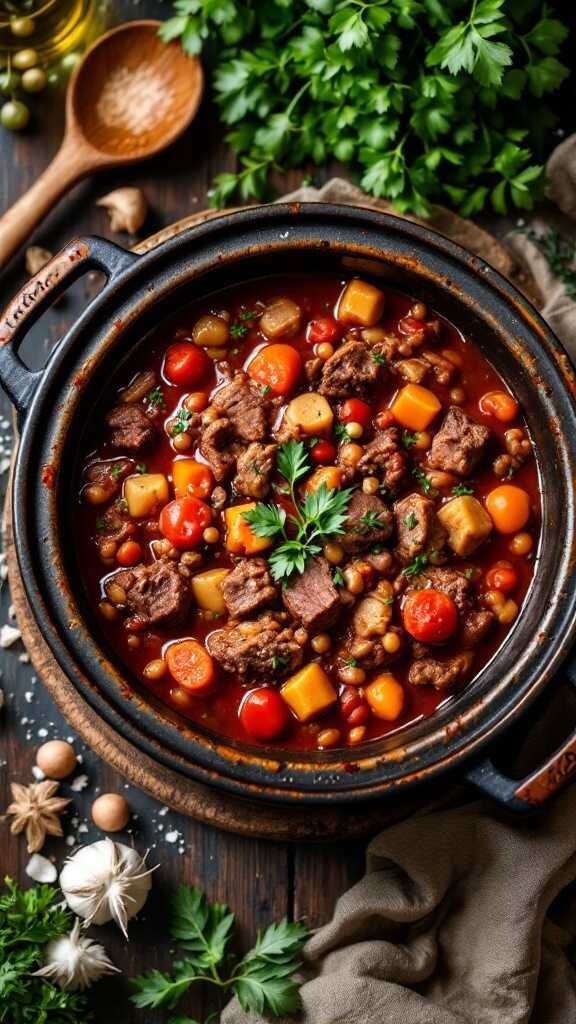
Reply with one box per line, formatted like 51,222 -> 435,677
0,138 -> 93,271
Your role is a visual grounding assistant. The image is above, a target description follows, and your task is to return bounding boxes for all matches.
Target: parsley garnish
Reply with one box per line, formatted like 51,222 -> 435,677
452,483 -> 474,496
110,462 -> 123,481
332,565 -> 345,587
334,421 -> 349,441
0,878 -> 88,1021
162,2 -> 568,218
239,309 -> 259,321
355,510 -> 383,534
116,498 -> 128,513
95,516 -> 106,531
242,439 -> 352,581
412,466 -> 438,496
230,322 -> 249,339
404,512 -> 418,530
403,553 -> 429,577
463,567 -> 476,580
136,462 -> 147,474
130,884 -> 308,1018
146,386 -> 165,411
402,430 -> 418,449
372,351 -> 386,366
344,657 -> 358,668
261,383 -> 272,397
271,653 -> 290,672
172,407 -> 193,435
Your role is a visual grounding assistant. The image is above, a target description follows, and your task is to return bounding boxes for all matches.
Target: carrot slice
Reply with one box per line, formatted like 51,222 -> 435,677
166,639 -> 215,693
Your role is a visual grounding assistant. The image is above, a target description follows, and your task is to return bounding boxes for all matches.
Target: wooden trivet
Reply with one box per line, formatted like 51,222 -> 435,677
4,201 -> 522,837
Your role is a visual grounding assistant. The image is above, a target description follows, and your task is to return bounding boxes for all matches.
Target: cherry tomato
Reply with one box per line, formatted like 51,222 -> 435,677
116,540 -> 142,567
310,440 -> 337,465
159,495 -> 212,549
402,589 -> 459,643
486,485 -> 530,534
306,316 -> 342,345
479,390 -> 519,423
247,343 -> 302,397
338,398 -> 372,428
164,342 -> 210,388
485,561 -> 519,594
240,687 -> 290,740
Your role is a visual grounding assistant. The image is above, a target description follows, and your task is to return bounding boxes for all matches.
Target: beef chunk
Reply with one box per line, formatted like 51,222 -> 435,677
208,611 -> 303,677
357,428 -> 407,490
234,442 -> 277,499
427,406 -> 490,476
107,559 -> 190,627
341,491 -> 393,554
96,501 -> 137,543
106,404 -> 156,451
282,557 -> 341,631
211,485 -> 228,510
460,609 -> 494,647
304,357 -> 323,385
319,340 -> 385,399
394,493 -> 437,563
408,651 -> 474,690
425,566 -> 472,611
212,373 -> 268,442
85,459 -> 132,501
394,358 -> 429,384
200,418 -> 236,482
420,349 -> 455,386
221,558 -> 277,619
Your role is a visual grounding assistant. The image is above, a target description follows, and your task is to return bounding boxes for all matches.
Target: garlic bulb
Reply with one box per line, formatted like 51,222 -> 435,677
59,838 -> 154,938
34,919 -> 119,991
96,187 -> 148,234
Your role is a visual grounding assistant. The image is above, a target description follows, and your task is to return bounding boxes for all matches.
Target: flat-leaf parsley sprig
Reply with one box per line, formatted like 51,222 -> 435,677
243,439 -> 352,581
130,885 -> 308,1019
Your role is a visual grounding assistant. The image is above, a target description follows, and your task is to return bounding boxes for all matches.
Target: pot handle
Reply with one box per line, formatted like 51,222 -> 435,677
467,660 -> 576,811
0,236 -> 138,415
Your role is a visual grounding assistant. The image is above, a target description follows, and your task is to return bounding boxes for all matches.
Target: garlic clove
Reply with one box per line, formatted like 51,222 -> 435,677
25,245 -> 53,276
96,187 -> 148,234
26,852 -> 57,883
34,919 -> 119,991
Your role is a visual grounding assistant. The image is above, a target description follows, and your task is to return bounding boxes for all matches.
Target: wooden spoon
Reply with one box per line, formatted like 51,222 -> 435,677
0,20 -> 204,270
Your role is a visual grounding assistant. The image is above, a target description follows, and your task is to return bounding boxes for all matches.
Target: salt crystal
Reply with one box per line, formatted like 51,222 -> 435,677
70,774 -> 89,792
37,727 -> 48,738
32,765 -> 45,781
26,854 -> 57,883
19,653 -> 30,664
65,835 -> 76,847
165,830 -> 179,843
8,605 -> 15,620
0,624 -> 21,648
24,691 -> 33,703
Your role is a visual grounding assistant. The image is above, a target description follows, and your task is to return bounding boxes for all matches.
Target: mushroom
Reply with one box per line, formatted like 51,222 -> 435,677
96,187 -> 148,234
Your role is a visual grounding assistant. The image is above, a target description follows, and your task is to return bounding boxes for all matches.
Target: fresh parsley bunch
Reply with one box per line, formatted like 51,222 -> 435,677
242,439 -> 352,581
160,0 -> 570,216
0,877 -> 88,1024
130,885 -> 309,1021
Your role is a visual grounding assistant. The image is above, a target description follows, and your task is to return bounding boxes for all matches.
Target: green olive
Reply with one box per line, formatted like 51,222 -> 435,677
13,48 -> 39,71
1,99 -> 30,131
10,16 -> 35,38
0,69 -> 21,92
22,67 -> 47,93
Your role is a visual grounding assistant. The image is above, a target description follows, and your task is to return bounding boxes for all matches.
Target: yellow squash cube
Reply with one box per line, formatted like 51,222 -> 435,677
285,392 -> 334,435
124,474 -> 169,518
390,383 -> 442,431
438,495 -> 492,556
337,278 -> 385,327
225,503 -> 272,556
281,663 -> 337,722
191,568 -> 230,614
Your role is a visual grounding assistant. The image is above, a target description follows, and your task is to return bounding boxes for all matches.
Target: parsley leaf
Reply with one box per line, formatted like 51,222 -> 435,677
230,322 -> 249,338
110,462 -> 123,481
243,503 -> 286,539
402,430 -> 418,449
404,512 -> 418,529
172,408 -> 193,436
136,462 -> 147,474
452,483 -> 474,496
403,552 -> 429,576
354,510 -> 384,533
276,439 -> 310,488
146,386 -> 166,411
412,466 -> 438,496
332,565 -> 345,587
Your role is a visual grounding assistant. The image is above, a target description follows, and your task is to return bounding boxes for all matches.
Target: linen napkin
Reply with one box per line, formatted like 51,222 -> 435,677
223,138 -> 576,1024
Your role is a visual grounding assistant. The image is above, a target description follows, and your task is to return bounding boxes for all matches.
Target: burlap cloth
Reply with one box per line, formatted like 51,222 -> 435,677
223,138 -> 576,1024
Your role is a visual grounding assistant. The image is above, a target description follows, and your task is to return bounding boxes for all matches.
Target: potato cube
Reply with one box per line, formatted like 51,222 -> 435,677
390,383 -> 441,431
260,297 -> 301,339
124,474 -> 169,518
225,503 -> 272,556
304,466 -> 343,494
285,392 -> 333,435
191,568 -> 230,614
337,278 -> 385,327
438,495 -> 492,556
281,663 -> 337,722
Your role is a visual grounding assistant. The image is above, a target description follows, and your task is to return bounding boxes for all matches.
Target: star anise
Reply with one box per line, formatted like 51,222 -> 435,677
5,780 -> 71,853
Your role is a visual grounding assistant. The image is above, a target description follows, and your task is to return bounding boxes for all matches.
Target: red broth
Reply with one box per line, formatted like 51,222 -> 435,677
74,275 -> 540,751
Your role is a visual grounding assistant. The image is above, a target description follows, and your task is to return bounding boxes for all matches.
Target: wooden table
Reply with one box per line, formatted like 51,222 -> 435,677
0,4 -> 365,1019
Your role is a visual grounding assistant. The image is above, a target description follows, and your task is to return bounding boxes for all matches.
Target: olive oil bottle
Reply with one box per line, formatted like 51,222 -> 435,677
0,0 -> 96,59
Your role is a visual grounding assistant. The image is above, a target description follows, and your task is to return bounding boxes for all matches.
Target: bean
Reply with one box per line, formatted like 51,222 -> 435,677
484,589 -> 505,612
345,421 -> 363,439
316,342 -> 334,360
339,665 -> 366,686
311,633 -> 331,654
127,635 -> 141,649
99,600 -> 119,621
143,659 -> 167,681
348,726 -> 367,745
203,527 -> 220,544
294,627 -> 309,647
180,550 -> 203,568
317,728 -> 342,749
426,469 -> 456,489
324,541 -> 344,564
107,582 -> 127,606
173,432 -> 192,452
450,387 -> 467,404
509,531 -> 533,556
84,484 -> 109,505
498,599 -> 518,625
99,540 -> 117,560
410,301 -> 427,320
343,567 -> 364,595
206,347 -> 228,360
201,407 -> 219,426
413,430 -> 432,451
184,391 -> 208,413
383,631 -> 401,654
347,704 -> 369,726
361,327 -> 388,345
155,538 -> 174,557
362,476 -> 379,495
339,443 -> 363,468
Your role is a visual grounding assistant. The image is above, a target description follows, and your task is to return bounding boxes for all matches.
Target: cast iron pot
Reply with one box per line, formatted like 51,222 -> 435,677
2,203 -> 576,812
